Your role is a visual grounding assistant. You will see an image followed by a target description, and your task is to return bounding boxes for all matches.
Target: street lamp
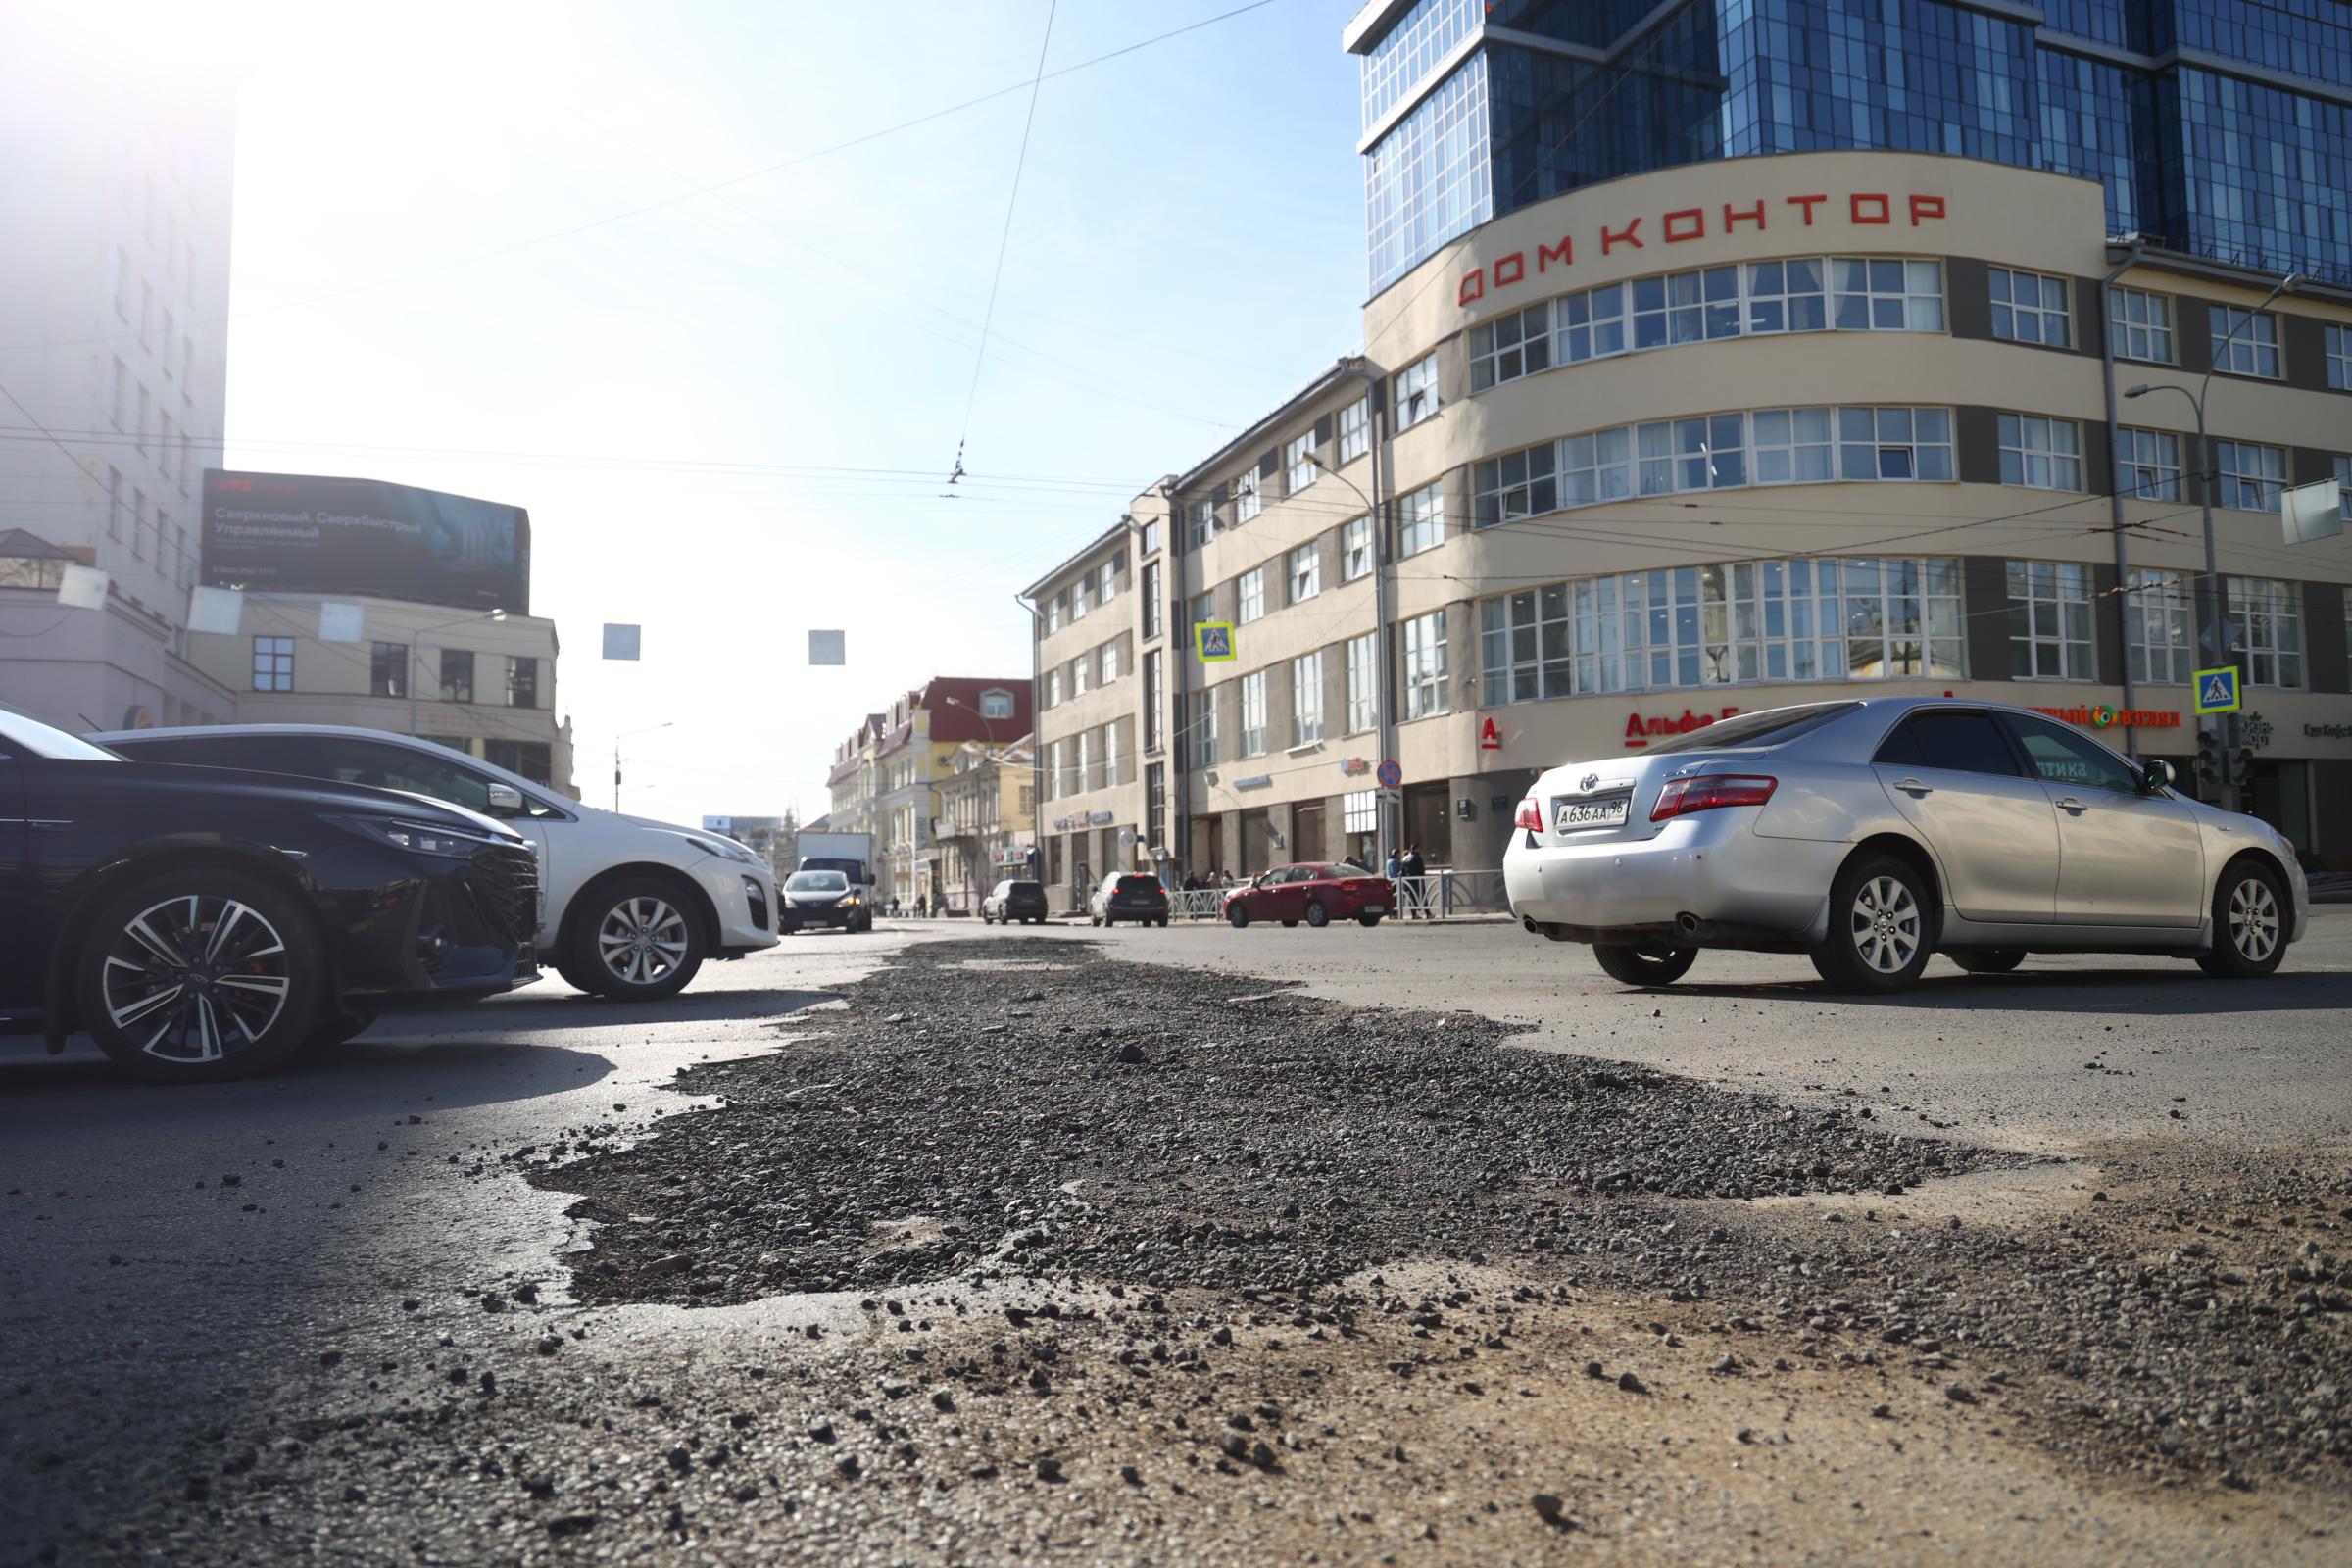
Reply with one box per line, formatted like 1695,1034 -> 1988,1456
2121,268 -> 2296,812
613,720 -> 673,812
406,608 -> 508,738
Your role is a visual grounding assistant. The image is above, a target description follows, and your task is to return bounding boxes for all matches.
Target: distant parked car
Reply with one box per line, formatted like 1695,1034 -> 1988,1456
1221,863 -> 1391,929
982,878 -> 1049,925
3,705 -> 538,1084
779,869 -> 872,933
1090,872 -> 1170,928
100,724 -> 776,1002
1505,697 -> 2309,993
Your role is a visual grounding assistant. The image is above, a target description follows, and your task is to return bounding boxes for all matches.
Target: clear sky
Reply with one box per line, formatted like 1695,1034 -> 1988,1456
209,0 -> 1368,825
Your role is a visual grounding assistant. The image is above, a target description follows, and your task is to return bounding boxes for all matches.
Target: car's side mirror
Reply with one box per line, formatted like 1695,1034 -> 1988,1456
485,782 -> 527,816
2139,760 -> 2174,794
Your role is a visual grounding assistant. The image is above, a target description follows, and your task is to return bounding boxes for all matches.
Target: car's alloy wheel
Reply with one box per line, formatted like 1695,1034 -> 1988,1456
2197,861 -> 2288,978
1304,901 -> 1330,929
77,870 -> 321,1084
576,879 -> 707,1000
1227,904 -> 1250,929
1593,944 -> 1697,987
1811,853 -> 1936,993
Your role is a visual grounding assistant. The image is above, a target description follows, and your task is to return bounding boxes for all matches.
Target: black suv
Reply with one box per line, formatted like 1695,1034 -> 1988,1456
1,707 -> 539,1084
1090,872 -> 1170,928
981,878 -> 1048,926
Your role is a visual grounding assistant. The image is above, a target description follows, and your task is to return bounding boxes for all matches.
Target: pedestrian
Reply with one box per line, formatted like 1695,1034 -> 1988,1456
1401,844 -> 1429,919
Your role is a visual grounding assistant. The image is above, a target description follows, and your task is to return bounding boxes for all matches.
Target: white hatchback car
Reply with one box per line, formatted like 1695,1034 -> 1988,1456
100,725 -> 778,1001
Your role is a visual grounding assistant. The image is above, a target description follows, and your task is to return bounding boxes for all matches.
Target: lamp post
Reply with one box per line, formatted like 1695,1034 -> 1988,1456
2122,267 -> 2296,813
613,720 -> 673,812
406,608 -> 508,738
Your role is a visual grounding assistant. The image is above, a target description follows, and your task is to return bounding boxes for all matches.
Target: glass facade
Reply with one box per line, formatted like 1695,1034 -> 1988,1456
1357,0 -> 2352,294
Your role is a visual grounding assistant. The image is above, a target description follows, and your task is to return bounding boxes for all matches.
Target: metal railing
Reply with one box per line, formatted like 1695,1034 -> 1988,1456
1163,869 -> 1510,923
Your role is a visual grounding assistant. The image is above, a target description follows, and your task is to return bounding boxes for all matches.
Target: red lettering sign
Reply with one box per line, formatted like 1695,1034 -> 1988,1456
1622,707 -> 1740,749
1909,194 -> 1946,225
1493,252 -> 1525,287
1850,192 -> 1891,224
1479,716 -> 1503,752
1662,208 -> 1705,243
1786,193 -> 1828,225
1537,236 -> 1573,271
1723,199 -> 1766,232
1457,269 -> 1485,307
1601,217 -> 1642,254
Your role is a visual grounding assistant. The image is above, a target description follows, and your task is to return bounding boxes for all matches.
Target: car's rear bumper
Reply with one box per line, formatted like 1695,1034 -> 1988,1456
1503,814 -> 1841,944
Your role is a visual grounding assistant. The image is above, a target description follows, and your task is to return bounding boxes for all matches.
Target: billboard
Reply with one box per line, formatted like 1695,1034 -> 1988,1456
202,468 -> 529,612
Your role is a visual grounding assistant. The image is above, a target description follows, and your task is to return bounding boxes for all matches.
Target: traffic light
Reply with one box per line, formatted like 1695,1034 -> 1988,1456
2229,746 -> 2255,788
2195,727 -> 2223,792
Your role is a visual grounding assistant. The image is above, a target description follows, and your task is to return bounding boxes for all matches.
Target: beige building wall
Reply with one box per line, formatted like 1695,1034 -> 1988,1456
1129,151 -> 2352,870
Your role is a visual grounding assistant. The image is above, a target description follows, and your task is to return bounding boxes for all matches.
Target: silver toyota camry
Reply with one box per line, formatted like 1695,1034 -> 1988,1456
1504,697 -> 2309,993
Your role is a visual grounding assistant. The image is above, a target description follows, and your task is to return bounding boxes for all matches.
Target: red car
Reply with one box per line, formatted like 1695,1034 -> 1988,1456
1222,862 -> 1391,929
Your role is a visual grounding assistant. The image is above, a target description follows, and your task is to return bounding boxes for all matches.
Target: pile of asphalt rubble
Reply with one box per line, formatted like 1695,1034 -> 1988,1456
539,939 -> 2349,1494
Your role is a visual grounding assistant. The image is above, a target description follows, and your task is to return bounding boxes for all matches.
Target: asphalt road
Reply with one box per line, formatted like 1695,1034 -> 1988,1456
2,911 -> 2345,1564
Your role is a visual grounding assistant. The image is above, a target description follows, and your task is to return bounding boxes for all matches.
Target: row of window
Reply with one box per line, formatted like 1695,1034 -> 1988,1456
1220,518 -> 1378,626
1189,634 -> 1382,768
1185,393 -> 1379,553
1041,634 -> 1124,710
1043,549 -> 1125,635
252,636 -> 542,707
1041,716 -> 1135,800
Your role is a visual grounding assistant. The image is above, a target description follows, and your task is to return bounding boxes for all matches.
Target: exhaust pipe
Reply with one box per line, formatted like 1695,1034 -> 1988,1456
1676,912 -> 1703,938
1522,916 -> 1540,936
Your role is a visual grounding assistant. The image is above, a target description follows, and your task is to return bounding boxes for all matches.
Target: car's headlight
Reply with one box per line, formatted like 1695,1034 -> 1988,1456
686,835 -> 761,866
841,891 -> 860,906
325,814 -> 510,859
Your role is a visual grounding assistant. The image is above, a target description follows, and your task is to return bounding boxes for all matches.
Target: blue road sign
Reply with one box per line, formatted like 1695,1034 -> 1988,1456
2194,665 -> 2241,715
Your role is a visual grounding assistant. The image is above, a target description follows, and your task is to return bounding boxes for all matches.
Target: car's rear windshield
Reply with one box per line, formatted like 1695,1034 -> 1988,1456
1005,880 -> 1042,895
1115,875 -> 1162,893
1642,702 -> 1861,755
786,871 -> 847,891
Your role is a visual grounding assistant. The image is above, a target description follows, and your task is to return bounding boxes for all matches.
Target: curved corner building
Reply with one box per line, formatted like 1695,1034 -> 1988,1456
1024,0 -> 2352,902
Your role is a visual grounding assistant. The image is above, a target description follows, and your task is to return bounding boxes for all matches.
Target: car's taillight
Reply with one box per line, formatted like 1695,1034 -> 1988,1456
1650,774 -> 1778,821
1514,797 -> 1544,832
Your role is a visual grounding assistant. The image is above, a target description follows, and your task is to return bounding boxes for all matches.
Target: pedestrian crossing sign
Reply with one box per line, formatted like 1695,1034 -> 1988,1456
2193,665 -> 2241,715
1195,621 -> 1236,662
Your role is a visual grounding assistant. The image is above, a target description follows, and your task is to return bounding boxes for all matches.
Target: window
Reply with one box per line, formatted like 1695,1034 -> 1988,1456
1401,612 -> 1447,720
1997,414 -> 2082,490
180,334 -> 194,390
1071,573 -> 1091,621
1341,516 -> 1372,582
1838,406 -> 1952,482
1141,517 -> 1160,556
2210,306 -> 2279,377
2115,427 -> 2181,502
1186,500 -> 1216,550
1478,557 -> 1964,699
483,739 -> 555,787
135,385 -> 150,453
1143,650 -> 1163,750
1558,406 -> 1949,505
316,738 -> 498,814
1345,632 -> 1376,733
1100,552 -> 1122,604
131,487 -> 149,558
980,688 -> 1014,719
1070,654 -> 1088,698
2213,440 -> 2285,512
2109,287 -> 2175,363
507,655 -> 540,708
1631,266 -> 1740,348
1344,791 -> 1377,834
1146,761 -> 1166,846
1238,566 -> 1266,623
252,636 -> 293,691
1469,301 -> 1551,391
106,466 -> 124,539
1741,259 -> 1824,335
2124,568 -> 2194,684
1337,395 -> 1371,465
2003,714 -> 2138,794
1989,268 -> 2071,346
1561,427 -> 1633,504
2229,576 -> 2302,688
160,311 -> 175,377
370,641 -> 409,699
2337,455 -> 2352,522
111,247 -> 128,318
1142,561 -> 1162,639
110,357 -> 127,428
1558,280 -> 1628,362
1193,685 -> 1218,767
160,413 -> 175,480
1045,590 -> 1063,635
1833,257 -> 1944,331
1396,481 -> 1444,557
1286,433 -> 1316,495
1751,407 -> 1834,484
438,649 -> 475,703
1393,353 -> 1439,430
2006,561 -> 2095,680
1899,711 -> 2022,777
1045,667 -> 1062,708
1292,651 -> 1324,746
1234,466 -> 1262,524
1100,640 -> 1119,684
1474,445 -> 1557,527
1190,590 -> 1214,632
1286,542 -> 1320,606
2328,324 -> 2352,390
